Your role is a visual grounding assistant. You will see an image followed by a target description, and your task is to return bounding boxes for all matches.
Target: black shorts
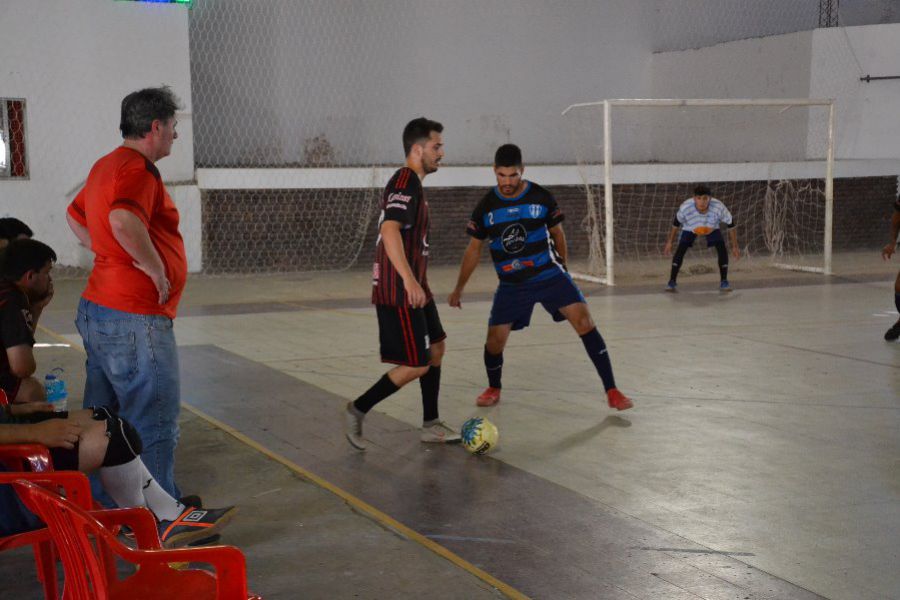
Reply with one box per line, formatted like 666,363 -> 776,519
7,410 -> 79,471
376,300 -> 446,367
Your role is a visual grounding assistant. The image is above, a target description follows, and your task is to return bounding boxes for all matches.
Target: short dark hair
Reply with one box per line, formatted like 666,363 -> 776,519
402,117 -> 443,156
0,218 -> 33,242
494,144 -> 523,168
0,239 -> 56,282
120,86 -> 181,139
693,184 -> 711,197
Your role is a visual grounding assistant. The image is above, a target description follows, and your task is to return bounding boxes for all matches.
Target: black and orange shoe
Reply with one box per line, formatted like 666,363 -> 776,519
158,505 -> 236,548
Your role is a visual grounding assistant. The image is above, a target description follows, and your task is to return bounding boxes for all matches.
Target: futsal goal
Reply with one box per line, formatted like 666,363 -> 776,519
561,98 -> 835,285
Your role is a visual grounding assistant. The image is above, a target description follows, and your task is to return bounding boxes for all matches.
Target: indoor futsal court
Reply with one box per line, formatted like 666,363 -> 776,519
2,1 -> 898,599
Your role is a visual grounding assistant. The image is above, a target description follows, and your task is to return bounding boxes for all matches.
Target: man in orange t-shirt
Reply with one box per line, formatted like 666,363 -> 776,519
66,87 -> 188,500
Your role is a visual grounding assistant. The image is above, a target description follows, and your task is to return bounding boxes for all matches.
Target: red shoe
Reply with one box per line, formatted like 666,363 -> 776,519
607,388 -> 633,411
476,387 -> 501,407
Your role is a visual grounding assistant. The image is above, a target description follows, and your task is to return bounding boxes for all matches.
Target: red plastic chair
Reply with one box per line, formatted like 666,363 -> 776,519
0,470 -> 93,599
13,479 -> 261,600
0,389 -> 55,472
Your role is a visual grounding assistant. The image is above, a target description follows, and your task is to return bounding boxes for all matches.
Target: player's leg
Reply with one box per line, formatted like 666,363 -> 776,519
477,324 -> 512,407
710,232 -> 731,291
73,408 -> 234,547
668,232 -> 695,291
418,301 -> 459,442
344,304 -> 431,450
547,275 -> 633,411
477,284 -> 533,406
885,270 -> 900,341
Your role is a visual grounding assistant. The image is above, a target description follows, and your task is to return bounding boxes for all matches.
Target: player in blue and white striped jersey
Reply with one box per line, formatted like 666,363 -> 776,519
663,184 -> 740,291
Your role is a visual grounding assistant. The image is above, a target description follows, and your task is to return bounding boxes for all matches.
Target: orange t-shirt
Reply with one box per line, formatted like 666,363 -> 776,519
67,147 -> 187,319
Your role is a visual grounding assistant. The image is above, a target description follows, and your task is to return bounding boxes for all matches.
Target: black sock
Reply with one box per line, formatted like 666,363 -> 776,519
670,244 -> 689,283
419,365 -> 441,423
484,346 -> 503,389
353,374 -> 399,414
580,327 -> 616,392
716,242 -> 729,281
895,292 -> 900,314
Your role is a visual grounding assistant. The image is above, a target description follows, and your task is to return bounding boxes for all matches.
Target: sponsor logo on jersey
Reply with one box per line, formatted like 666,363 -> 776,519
501,223 -> 527,254
386,202 -> 408,210
388,192 -> 412,204
501,259 -> 535,273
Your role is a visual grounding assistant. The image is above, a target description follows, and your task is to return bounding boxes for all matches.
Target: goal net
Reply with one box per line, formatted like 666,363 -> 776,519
562,99 -> 834,285
188,1 -> 398,274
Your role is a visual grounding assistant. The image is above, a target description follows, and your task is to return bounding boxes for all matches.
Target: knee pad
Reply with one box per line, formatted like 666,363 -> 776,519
101,415 -> 144,467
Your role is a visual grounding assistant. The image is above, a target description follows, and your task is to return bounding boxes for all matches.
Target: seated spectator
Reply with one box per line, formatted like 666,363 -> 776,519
0,239 -> 55,404
1,403 -> 235,547
0,239 -> 235,546
0,217 -> 33,248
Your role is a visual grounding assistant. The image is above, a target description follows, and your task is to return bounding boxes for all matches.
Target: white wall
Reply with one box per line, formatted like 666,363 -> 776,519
649,23 -> 900,171
653,0 -> 900,52
0,0 -> 193,269
811,24 -> 900,160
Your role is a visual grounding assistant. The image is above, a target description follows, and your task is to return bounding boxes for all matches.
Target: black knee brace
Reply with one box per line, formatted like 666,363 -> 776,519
100,414 -> 143,467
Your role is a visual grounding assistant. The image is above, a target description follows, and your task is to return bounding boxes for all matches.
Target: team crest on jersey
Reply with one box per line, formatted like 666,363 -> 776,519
529,204 -> 542,218
501,224 -> 527,254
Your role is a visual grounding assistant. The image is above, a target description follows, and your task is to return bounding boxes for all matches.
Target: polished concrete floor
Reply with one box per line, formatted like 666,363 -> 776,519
6,258 -> 900,599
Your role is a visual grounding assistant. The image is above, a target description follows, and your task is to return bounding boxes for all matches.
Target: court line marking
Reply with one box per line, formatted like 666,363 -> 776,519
37,322 -> 529,600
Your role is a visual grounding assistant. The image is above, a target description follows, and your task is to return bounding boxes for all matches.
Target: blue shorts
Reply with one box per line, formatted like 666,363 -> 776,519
679,229 -> 724,248
489,273 -> 586,331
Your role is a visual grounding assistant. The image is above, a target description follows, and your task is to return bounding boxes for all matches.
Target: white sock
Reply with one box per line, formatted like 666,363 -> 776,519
99,458 -> 184,521
98,458 -> 147,511
137,460 -> 184,521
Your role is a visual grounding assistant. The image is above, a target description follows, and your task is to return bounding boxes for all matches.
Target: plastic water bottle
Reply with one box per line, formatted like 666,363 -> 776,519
44,368 -> 68,412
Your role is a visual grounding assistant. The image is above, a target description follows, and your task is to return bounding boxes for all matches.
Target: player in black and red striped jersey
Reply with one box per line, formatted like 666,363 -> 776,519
343,117 -> 460,450
882,193 -> 900,341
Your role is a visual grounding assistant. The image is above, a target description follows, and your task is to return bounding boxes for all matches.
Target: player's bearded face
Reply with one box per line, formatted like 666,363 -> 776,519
420,132 -> 444,174
494,166 -> 523,197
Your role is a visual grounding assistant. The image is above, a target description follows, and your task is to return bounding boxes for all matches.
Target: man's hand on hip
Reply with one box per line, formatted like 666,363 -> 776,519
133,261 -> 170,304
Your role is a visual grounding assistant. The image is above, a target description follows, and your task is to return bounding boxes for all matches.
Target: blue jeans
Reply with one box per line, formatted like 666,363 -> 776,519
75,298 -> 181,499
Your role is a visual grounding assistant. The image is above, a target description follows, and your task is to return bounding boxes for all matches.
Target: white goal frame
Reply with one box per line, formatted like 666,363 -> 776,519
561,98 -> 835,286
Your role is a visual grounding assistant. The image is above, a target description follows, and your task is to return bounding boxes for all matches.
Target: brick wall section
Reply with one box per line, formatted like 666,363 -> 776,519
202,175 -> 898,273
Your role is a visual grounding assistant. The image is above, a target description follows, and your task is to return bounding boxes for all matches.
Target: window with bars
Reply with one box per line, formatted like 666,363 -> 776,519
1,99 -> 28,179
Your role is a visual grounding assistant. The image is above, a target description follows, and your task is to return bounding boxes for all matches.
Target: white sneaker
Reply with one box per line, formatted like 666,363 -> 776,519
344,403 -> 367,451
420,421 -> 462,443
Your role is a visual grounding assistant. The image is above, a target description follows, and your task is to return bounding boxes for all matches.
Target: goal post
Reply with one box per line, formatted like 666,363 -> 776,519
562,98 -> 835,286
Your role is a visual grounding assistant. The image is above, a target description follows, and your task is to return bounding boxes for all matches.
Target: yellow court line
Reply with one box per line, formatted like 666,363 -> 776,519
181,403 -> 529,600
37,321 -> 529,600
